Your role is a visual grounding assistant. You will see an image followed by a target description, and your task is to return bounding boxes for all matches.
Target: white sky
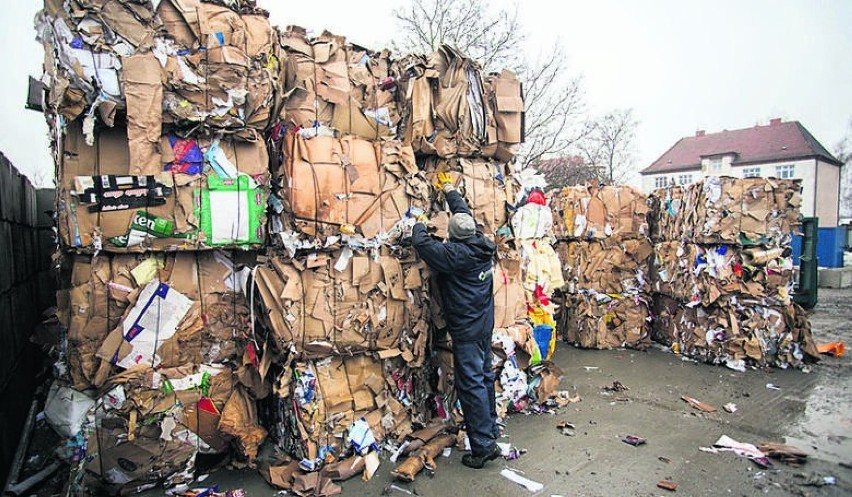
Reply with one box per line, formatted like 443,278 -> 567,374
1,0 -> 850,186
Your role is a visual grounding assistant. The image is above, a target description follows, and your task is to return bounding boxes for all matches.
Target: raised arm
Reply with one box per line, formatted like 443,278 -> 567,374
411,223 -> 457,273
445,189 -> 471,216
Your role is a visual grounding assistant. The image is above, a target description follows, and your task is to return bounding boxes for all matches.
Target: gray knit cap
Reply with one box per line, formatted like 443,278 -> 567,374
448,213 -> 476,240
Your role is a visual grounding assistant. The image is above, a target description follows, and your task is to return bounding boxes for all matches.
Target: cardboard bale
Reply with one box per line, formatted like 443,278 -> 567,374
651,295 -> 818,369
560,293 -> 651,350
57,121 -> 268,252
557,238 -> 653,295
254,249 -> 431,363
35,0 -> 161,121
82,362 -> 266,494
278,26 -> 400,140
420,156 -> 513,235
551,184 -> 650,240
57,250 -> 256,390
157,0 -> 278,134
650,177 -> 802,246
275,130 -> 431,241
651,241 -> 794,306
275,355 -> 428,460
38,0 -> 277,157
398,46 -> 524,160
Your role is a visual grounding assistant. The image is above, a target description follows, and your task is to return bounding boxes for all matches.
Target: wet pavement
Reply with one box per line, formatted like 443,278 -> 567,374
159,289 -> 852,496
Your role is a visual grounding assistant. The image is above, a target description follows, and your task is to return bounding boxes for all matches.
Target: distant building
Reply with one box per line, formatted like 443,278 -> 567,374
640,118 -> 843,227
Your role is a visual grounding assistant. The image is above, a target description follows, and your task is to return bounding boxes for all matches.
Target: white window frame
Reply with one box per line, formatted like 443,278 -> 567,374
677,174 -> 693,185
711,158 -> 722,172
775,164 -> 795,179
654,176 -> 669,189
742,167 -> 761,178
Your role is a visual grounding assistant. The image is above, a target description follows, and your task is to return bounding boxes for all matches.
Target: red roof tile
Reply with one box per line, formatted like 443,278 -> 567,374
642,120 -> 842,174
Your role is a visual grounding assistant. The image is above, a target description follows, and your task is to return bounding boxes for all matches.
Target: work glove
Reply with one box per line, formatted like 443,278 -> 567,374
435,171 -> 455,193
406,207 -> 429,224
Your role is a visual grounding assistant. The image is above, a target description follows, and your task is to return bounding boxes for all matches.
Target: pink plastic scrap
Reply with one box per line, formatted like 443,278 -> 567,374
700,435 -> 772,468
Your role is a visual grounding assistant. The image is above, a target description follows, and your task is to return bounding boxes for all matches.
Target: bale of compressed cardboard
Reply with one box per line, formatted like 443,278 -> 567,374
550,184 -> 650,240
56,121 -> 268,251
649,177 -> 802,246
272,355 -> 429,461
556,238 -> 653,295
274,130 -> 430,240
419,156 -> 515,236
56,250 -> 257,389
651,241 -> 794,306
278,26 -> 400,141
254,249 -> 431,364
37,0 -> 278,140
398,47 -> 524,161
559,293 -> 652,350
651,295 -> 819,368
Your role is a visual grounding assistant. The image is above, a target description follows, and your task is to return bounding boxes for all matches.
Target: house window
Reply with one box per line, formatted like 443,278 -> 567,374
711,158 -> 722,172
654,176 -> 669,189
742,167 -> 761,178
775,164 -> 795,179
677,174 -> 693,185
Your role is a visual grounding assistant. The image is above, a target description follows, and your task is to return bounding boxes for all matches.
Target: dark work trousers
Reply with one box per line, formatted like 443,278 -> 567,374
453,331 -> 499,455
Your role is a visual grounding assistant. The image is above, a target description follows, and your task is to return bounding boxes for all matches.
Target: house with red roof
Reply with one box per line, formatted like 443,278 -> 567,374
640,118 -> 843,227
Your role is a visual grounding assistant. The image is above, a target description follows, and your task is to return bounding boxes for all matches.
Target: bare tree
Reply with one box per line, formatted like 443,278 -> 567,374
393,0 -> 588,168
835,118 -> 852,219
536,155 -> 604,191
576,109 -> 638,185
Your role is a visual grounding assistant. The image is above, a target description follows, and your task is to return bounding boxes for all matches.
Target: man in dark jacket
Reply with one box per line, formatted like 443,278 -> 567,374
410,176 -> 501,469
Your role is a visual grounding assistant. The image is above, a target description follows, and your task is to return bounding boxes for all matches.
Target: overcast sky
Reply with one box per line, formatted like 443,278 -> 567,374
2,0 -> 850,186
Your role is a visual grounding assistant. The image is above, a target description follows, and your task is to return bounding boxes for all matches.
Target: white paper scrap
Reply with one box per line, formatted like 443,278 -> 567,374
500,469 -> 544,492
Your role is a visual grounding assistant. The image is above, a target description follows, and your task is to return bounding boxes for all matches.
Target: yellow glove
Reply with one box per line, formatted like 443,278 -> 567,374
416,212 -> 429,223
435,171 -> 455,193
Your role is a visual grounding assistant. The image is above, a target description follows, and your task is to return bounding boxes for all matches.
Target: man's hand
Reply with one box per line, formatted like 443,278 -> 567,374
406,207 -> 429,224
435,171 -> 455,193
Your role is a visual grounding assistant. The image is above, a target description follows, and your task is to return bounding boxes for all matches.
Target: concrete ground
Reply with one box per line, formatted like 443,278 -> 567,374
172,289 -> 852,496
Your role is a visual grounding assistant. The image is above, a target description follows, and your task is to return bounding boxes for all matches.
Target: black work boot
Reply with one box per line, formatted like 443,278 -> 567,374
462,445 -> 502,469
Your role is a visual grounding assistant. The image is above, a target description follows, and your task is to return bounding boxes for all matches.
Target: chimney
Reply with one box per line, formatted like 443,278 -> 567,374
769,118 -> 782,126
695,130 -> 705,137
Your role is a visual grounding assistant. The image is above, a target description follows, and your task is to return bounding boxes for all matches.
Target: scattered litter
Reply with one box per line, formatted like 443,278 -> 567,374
553,391 -> 582,407
724,359 -> 747,372
765,383 -> 781,391
622,435 -> 646,446
385,484 -> 414,495
795,472 -> 836,487
583,366 -> 599,371
681,395 -> 717,412
758,442 -> 808,466
816,341 -> 845,357
500,468 -> 544,492
556,422 -> 576,436
723,403 -> 737,413
657,480 -> 678,491
497,442 -> 525,460
603,381 -> 629,392
658,456 -> 672,464
700,435 -> 772,468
